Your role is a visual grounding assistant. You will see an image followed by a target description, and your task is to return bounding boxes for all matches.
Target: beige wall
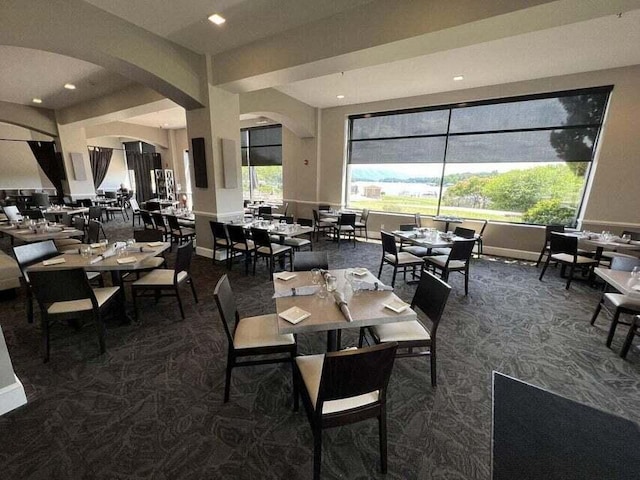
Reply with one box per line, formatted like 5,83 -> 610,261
313,65 -> 640,258
0,123 -> 54,190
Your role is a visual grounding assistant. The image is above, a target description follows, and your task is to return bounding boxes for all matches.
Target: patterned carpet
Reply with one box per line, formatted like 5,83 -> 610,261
0,217 -> 639,479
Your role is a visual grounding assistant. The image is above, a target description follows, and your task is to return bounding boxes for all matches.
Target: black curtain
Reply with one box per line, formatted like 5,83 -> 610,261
88,147 -> 113,189
128,152 -> 161,202
27,141 -> 65,198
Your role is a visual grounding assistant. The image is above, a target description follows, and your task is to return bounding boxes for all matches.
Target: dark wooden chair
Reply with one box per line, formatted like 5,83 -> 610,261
226,224 -> 255,274
140,210 -> 155,230
333,213 -> 356,247
425,238 -> 476,295
590,256 -> 640,348
378,231 -> 423,287
475,220 -> 488,257
151,212 -> 171,242
251,227 -> 293,276
294,342 -> 398,480
354,208 -> 370,241
28,268 -> 122,362
209,221 -> 230,265
538,233 -> 598,290
536,225 -> 565,267
620,315 -> 640,359
132,229 -> 167,271
293,251 -> 329,271
129,198 -> 142,227
87,220 -> 106,244
312,209 -> 334,241
257,205 -> 272,216
167,215 -> 196,248
131,241 -> 198,321
213,274 -> 296,403
359,271 -> 451,386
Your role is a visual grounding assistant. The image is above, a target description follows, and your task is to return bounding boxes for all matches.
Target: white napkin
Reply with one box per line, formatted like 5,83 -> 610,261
333,291 -> 353,322
147,241 -> 164,247
273,285 -> 320,298
355,281 -> 393,292
117,257 -> 137,264
43,257 -> 66,266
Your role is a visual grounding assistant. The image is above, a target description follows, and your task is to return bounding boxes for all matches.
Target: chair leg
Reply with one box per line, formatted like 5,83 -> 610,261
538,257 -> 551,281
358,327 -> 366,347
620,320 -> 637,358
590,300 -> 603,325
606,309 -> 622,347
224,353 -> 233,403
132,288 -> 139,322
391,265 -> 397,288
313,428 -> 322,480
566,263 -> 575,289
189,279 -> 198,303
535,246 -> 547,268
42,315 -> 50,363
430,345 -> 437,387
464,267 -> 469,296
378,260 -> 384,279
290,350 -> 297,410
175,287 -> 185,319
379,408 -> 388,474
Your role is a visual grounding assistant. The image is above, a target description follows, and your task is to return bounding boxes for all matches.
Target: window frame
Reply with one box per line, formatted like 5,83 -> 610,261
241,124 -> 283,202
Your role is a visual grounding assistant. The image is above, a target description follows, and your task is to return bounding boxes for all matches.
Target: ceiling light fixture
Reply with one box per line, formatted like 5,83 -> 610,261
453,75 -> 464,81
208,14 -> 226,25
336,94 -> 345,99
32,98 -> 42,104
64,83 -> 76,90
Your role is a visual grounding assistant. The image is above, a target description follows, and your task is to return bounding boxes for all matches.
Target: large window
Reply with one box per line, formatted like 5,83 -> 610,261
346,87 -> 611,225
241,125 -> 283,202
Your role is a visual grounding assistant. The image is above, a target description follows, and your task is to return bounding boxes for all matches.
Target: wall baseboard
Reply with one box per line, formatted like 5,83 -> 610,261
482,246 -> 539,261
0,375 -> 27,417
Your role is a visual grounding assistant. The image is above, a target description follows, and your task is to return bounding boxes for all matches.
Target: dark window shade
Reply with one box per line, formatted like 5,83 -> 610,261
241,125 -> 282,167
446,128 -> 600,163
352,110 -> 449,139
350,137 -> 447,164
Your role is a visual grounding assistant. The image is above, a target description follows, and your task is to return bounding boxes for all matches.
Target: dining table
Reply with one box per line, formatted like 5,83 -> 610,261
43,206 -> 89,223
432,216 -> 464,232
594,267 -> 640,298
274,268 -> 416,351
393,229 -> 475,254
0,223 -> 84,244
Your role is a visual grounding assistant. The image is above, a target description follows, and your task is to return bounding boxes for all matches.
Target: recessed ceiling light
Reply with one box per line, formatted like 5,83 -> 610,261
163,123 -> 169,127
256,119 -> 269,125
453,75 -> 464,81
208,14 -> 226,25
64,83 -> 76,90
32,98 -> 42,104
336,94 -> 345,99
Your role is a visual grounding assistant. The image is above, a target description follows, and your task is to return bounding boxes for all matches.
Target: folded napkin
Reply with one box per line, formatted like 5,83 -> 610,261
333,291 -> 353,322
272,285 -> 320,298
614,237 -> 631,244
89,247 -> 116,264
43,257 -> 66,266
117,257 -> 137,264
355,281 -> 393,292
147,241 -> 164,247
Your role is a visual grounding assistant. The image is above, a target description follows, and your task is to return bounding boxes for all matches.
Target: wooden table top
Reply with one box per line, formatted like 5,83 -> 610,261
274,268 -> 415,334
0,224 -> 84,243
594,267 -> 640,298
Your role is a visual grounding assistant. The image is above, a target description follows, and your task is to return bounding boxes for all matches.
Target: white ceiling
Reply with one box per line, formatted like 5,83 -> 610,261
1,3 -> 639,131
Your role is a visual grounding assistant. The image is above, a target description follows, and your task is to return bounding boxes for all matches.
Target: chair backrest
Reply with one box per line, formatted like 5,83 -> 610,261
316,343 -> 398,412
72,216 -> 86,232
152,212 -> 167,229
104,191 -> 117,199
414,213 -> 422,228
3,205 -> 22,221
411,271 -> 451,339
621,230 -> 640,241
360,208 -> 370,223
88,206 -> 102,221
174,241 -> 193,281
213,274 -> 239,346
545,224 -> 565,241
250,227 -> 272,249
312,209 -> 321,223
87,220 -> 102,243
166,215 -> 180,231
380,231 -> 398,256
227,224 -> 248,245
454,226 -> 476,239
318,204 -> 330,211
130,198 -> 140,212
478,219 -> 488,236
338,213 -> 356,226
28,268 -> 96,310
133,229 -> 163,243
279,216 -> 294,224
23,209 -> 44,219
448,239 -> 476,263
610,256 -> 640,272
209,221 -> 228,243
293,251 -> 329,271
399,224 -> 416,231
297,218 -> 313,227
282,202 -> 289,216
258,206 -> 272,216
549,232 -> 576,255
31,192 -> 50,208
13,240 -> 59,281
140,210 -> 155,229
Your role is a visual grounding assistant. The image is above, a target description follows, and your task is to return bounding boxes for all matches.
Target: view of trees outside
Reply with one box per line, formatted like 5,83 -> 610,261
347,90 -> 608,226
242,165 -> 283,202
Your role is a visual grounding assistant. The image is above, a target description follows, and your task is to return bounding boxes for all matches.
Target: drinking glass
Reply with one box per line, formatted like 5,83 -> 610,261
632,266 -> 640,281
80,245 -> 91,258
126,238 -> 135,249
326,275 -> 338,293
100,239 -> 108,252
622,234 -> 631,242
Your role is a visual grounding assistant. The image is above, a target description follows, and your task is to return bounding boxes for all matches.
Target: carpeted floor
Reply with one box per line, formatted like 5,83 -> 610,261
0,216 -> 639,479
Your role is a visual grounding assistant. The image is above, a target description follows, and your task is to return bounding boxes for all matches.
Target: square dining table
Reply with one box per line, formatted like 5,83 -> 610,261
274,268 -> 416,351
0,224 -> 84,244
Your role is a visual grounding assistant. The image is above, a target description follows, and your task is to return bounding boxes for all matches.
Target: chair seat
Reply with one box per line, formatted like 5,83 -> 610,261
233,240 -> 255,251
604,293 -> 640,309
86,271 -> 102,281
384,252 -> 423,265
335,225 -> 355,232
430,248 -> 451,256
550,253 -> 597,264
401,246 -> 432,257
317,221 -> 334,227
257,244 -> 291,255
296,353 -> 379,414
354,221 -> 365,228
269,235 -> 283,243
215,238 -> 230,246
371,320 -> 431,342
284,237 -> 311,248
426,255 -> 466,269
132,269 -> 187,287
47,286 -> 119,314
233,313 -> 295,349
601,251 -> 637,260
140,256 -> 165,269
173,227 -> 196,236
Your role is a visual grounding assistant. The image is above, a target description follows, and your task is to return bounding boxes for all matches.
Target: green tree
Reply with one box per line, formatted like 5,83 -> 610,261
443,176 -> 491,208
483,164 -> 582,212
523,199 -> 576,225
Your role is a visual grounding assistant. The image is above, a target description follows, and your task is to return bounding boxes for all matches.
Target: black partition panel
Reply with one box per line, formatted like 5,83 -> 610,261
191,137 -> 208,188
